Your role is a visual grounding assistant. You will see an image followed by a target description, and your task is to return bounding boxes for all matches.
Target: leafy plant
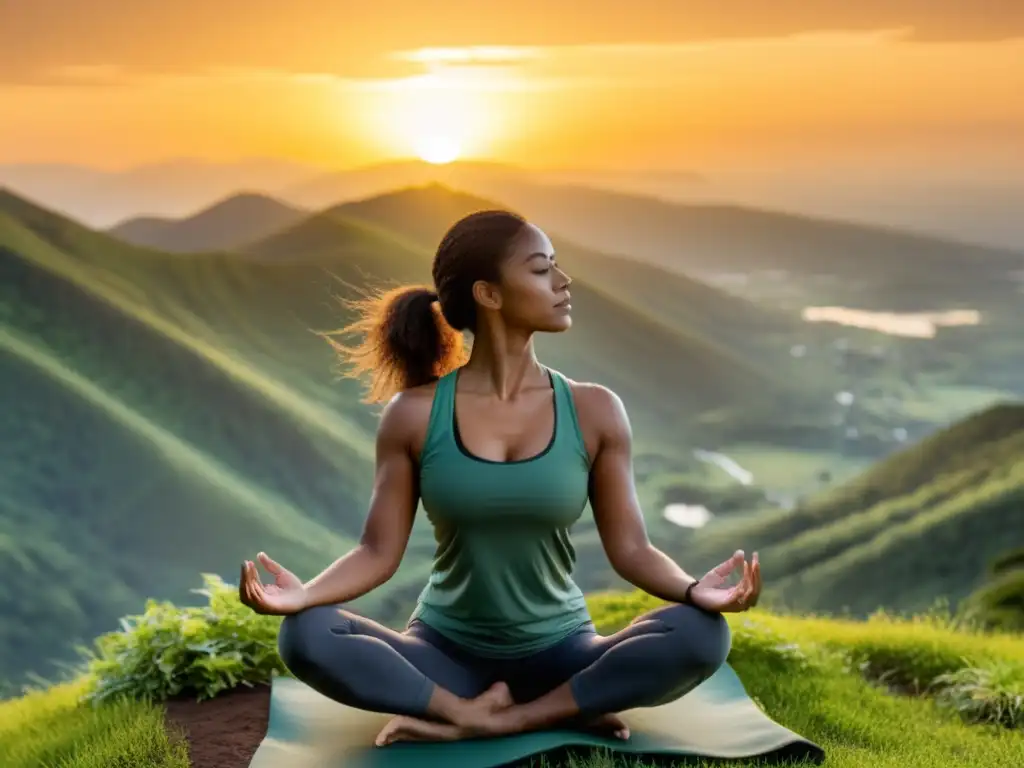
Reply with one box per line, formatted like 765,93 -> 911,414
79,573 -> 286,704
932,662 -> 1024,729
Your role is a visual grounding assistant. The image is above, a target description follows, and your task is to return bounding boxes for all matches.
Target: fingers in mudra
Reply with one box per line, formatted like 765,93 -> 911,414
695,550 -> 762,613
239,553 -> 308,615
240,561 -> 265,612
707,550 -> 744,585
733,552 -> 760,610
749,551 -> 762,606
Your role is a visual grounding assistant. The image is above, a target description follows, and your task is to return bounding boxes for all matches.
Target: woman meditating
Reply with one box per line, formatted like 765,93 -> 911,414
239,210 -> 762,747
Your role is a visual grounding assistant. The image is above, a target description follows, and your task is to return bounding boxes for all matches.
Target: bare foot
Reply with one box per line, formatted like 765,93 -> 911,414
374,716 -> 463,747
376,683 -> 517,747
445,682 -> 514,731
472,682 -> 514,712
585,713 -> 630,740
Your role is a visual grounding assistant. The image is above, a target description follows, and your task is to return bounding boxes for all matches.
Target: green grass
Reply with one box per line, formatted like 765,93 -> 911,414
2,583 -> 1023,768
0,681 -> 189,768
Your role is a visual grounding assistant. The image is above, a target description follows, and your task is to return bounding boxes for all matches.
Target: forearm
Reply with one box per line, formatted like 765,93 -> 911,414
301,544 -> 395,608
614,544 -> 698,604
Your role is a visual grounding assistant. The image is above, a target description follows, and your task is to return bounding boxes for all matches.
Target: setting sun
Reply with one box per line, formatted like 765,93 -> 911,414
355,68 -> 523,166
414,134 -> 462,164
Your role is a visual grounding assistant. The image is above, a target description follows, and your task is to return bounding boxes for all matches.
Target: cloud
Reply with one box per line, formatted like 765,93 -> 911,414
2,1 -> 1023,86
389,46 -> 547,67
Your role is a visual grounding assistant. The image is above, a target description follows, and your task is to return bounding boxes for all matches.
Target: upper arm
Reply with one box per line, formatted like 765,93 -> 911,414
575,383 -> 653,570
358,390 -> 425,572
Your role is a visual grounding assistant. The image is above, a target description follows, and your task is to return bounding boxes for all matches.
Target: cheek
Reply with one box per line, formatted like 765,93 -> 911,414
504,276 -> 552,313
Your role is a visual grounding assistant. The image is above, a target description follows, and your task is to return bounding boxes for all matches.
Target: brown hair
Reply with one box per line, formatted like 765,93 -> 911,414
326,209 -> 527,403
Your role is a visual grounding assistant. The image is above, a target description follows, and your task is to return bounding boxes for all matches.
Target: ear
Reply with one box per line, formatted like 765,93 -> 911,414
472,279 -> 503,311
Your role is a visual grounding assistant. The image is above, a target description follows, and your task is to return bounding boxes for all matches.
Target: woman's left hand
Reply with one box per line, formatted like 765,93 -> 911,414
688,550 -> 761,613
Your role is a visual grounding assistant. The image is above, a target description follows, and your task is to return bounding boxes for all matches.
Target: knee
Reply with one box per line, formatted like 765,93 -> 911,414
660,604 -> 732,677
277,604 -> 349,672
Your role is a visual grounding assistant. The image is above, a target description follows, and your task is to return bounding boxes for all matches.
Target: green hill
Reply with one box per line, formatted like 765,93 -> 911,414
321,184 -> 821,398
689,403 -> 1024,618
2,582 -> 1023,767
0,188 -> 818,690
106,193 -> 308,254
0,195 -> 387,691
329,184 -> 795,339
103,182 -> 1024,402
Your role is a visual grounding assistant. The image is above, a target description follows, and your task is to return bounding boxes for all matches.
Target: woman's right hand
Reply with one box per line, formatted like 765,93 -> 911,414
239,552 -> 309,615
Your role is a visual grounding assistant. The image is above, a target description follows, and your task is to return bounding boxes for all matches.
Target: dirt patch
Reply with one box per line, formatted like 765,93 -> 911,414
164,685 -> 271,768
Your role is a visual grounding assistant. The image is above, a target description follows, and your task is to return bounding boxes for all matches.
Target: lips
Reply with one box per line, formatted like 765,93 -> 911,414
554,293 -> 572,308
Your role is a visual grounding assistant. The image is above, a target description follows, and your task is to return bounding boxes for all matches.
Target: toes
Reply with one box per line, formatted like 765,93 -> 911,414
477,682 -> 514,710
490,682 -> 513,707
374,718 -> 404,747
589,714 -> 630,740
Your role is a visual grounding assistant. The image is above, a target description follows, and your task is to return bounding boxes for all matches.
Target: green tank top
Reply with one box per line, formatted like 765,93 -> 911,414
409,366 -> 593,658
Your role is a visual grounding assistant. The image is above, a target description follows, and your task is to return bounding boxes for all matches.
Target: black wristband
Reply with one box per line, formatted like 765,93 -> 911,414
684,579 -> 699,604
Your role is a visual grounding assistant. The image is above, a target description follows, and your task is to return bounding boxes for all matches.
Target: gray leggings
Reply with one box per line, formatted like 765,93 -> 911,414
278,602 -> 731,719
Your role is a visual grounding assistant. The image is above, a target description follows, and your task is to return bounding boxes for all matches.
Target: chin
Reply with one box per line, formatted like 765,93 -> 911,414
541,315 -> 573,333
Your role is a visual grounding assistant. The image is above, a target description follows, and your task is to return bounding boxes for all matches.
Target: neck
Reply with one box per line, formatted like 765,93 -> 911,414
462,322 -> 543,400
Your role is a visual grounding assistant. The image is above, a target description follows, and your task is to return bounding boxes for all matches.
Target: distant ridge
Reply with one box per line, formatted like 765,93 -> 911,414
324,183 -> 800,348
91,174 -> 1023,315
692,401 -> 1024,617
107,192 -> 308,253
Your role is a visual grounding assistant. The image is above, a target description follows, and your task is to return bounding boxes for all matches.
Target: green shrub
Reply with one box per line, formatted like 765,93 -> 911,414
932,662 -> 1024,729
728,618 -> 817,673
79,574 -> 286,704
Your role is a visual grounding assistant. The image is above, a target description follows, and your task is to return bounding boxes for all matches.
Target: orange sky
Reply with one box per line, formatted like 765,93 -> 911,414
2,2 -> 1023,174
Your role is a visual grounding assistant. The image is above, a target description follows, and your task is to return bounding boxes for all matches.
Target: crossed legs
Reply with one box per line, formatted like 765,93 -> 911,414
277,604 -> 508,734
278,602 -> 731,745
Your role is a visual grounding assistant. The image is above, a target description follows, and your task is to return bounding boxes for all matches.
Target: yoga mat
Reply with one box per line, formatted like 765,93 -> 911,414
248,664 -> 824,767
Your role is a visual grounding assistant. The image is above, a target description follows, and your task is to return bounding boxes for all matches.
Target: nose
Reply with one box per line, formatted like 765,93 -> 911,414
556,267 -> 572,290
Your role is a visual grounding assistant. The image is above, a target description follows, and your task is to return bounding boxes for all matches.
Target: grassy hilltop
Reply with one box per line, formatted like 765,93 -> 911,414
1,581 -> 1023,768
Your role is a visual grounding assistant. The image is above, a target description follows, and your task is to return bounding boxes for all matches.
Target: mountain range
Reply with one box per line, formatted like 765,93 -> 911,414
3,158 -> 1024,252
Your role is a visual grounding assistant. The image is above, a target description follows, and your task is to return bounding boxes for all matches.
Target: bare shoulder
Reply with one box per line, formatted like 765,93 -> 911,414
566,379 -> 624,413
377,381 -> 437,452
564,377 -> 631,446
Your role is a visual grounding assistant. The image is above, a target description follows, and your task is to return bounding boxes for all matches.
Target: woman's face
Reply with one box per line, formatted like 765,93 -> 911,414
488,223 -> 573,333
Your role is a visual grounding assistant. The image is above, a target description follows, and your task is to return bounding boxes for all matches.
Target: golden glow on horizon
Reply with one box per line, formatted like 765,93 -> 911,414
415,134 -> 461,164
353,70 -> 523,165
2,34 -> 1023,173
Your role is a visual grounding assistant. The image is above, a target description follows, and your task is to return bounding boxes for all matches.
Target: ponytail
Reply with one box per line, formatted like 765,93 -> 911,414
324,284 -> 467,404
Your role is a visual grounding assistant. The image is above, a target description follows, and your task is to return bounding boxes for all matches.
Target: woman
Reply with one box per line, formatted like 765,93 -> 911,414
239,210 -> 762,747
